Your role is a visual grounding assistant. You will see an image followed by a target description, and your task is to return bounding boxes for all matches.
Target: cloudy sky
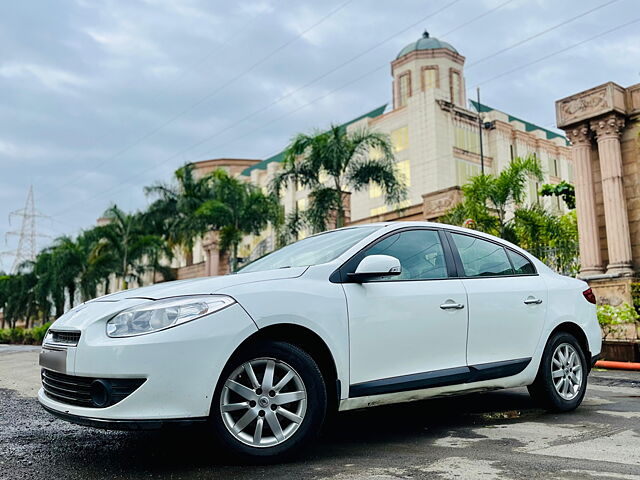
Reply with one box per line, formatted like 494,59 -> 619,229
1,0 -> 639,271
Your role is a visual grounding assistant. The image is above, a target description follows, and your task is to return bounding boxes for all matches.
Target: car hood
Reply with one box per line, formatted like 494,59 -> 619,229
87,267 -> 309,302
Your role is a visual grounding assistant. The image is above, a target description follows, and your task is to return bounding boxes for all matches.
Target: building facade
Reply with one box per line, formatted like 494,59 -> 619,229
176,32 -> 575,278
556,81 -> 640,306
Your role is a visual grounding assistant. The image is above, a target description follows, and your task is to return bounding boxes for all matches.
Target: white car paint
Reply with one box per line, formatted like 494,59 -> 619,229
38,221 -> 601,424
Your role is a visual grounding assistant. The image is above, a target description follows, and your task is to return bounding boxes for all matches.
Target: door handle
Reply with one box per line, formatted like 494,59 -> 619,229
524,298 -> 543,305
440,302 -> 464,310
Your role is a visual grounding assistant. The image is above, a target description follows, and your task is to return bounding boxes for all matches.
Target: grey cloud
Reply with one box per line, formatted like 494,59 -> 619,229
1,0 -> 639,270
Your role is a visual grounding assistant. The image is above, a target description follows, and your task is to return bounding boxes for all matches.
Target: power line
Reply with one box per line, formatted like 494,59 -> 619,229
49,3 -> 634,222
470,16 -> 640,89
32,1 -> 278,201
35,0 -> 352,203
466,0 -> 621,69
48,0 -> 467,217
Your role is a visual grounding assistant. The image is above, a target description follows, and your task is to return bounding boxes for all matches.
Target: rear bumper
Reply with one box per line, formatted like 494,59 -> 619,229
41,404 -> 206,430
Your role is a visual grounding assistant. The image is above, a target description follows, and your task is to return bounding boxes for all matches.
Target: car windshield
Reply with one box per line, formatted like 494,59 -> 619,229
239,226 -> 381,273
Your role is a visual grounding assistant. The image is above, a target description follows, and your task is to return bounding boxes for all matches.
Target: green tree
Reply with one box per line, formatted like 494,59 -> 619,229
539,181 -> 575,209
0,270 -> 39,328
145,163 -> 211,265
441,155 -> 543,240
197,169 -> 280,272
31,251 -> 65,320
441,156 -> 579,275
95,206 -> 170,289
272,125 -> 407,233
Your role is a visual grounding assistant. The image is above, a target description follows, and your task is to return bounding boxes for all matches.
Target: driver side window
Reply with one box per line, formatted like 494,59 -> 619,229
364,230 -> 448,280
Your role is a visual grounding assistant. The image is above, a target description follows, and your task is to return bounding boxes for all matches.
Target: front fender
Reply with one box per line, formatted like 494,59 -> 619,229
219,277 -> 349,399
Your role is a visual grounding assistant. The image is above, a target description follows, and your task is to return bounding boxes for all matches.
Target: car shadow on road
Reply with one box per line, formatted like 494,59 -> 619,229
14,388 -> 547,478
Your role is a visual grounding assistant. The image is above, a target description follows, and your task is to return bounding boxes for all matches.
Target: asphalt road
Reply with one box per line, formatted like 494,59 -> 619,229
0,346 -> 639,480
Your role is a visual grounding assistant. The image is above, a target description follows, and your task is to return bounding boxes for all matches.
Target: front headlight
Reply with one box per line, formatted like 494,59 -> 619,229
106,295 -> 235,338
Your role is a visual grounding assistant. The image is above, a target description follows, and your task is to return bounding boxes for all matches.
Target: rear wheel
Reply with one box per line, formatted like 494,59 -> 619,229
528,331 -> 587,412
210,341 -> 327,461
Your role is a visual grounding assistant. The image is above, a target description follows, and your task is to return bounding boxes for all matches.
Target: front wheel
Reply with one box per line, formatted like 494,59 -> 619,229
528,331 -> 588,412
210,341 -> 327,461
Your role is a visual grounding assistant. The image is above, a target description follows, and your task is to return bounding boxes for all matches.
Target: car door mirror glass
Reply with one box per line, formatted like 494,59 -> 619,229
348,255 -> 402,282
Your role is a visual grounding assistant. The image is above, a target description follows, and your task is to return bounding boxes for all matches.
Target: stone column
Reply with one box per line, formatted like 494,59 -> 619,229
590,114 -> 634,276
202,232 -> 220,277
567,124 -> 603,276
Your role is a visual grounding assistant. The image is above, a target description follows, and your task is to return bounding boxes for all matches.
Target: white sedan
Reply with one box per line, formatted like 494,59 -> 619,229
39,222 -> 601,460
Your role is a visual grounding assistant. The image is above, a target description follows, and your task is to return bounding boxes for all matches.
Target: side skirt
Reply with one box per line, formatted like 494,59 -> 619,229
348,358 -> 531,398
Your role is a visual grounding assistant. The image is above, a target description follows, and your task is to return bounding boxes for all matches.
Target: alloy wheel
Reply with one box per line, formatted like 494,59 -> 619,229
551,342 -> 583,400
220,357 -> 307,448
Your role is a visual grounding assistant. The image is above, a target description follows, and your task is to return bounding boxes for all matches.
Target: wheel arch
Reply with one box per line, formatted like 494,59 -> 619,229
548,321 -> 591,367
227,323 -> 340,411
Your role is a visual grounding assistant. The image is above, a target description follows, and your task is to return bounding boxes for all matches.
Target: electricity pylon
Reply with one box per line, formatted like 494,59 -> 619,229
2,186 -> 48,273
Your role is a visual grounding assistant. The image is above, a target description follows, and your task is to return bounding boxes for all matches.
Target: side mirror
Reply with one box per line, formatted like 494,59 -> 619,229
347,255 -> 401,283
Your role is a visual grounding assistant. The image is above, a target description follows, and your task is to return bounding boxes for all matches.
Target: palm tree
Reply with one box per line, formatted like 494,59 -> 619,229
30,251 -> 65,321
145,163 -> 210,265
271,125 -> 407,233
1,269 -> 39,328
49,236 -> 85,309
96,206 -> 170,289
197,169 -> 280,272
442,155 -> 543,240
0,273 -> 10,328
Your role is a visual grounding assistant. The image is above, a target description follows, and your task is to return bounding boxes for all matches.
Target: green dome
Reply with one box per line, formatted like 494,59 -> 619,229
397,31 -> 458,59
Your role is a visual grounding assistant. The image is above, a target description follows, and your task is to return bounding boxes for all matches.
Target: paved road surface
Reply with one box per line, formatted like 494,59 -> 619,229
0,346 -> 639,480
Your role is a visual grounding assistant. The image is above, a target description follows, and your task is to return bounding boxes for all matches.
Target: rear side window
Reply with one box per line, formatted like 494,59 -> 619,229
450,233 -> 514,277
507,249 -> 536,275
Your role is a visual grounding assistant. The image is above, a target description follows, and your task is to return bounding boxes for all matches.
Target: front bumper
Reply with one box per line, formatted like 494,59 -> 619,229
39,302 -> 257,423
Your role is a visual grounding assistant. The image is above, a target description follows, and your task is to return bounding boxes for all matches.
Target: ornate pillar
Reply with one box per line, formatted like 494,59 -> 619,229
590,114 -> 634,276
202,232 -> 220,277
567,124 -> 603,276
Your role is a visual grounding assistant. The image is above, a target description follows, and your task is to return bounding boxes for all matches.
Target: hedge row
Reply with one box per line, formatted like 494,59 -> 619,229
0,322 -> 52,345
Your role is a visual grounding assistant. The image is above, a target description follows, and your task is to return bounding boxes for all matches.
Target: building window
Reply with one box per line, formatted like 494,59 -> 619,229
370,206 -> 388,216
397,160 -> 411,187
397,72 -> 411,108
369,184 -> 382,199
296,198 -> 306,211
454,123 -> 480,154
456,158 -> 481,184
391,126 -> 409,152
510,144 -> 515,160
450,69 -> 462,105
422,66 -> 438,90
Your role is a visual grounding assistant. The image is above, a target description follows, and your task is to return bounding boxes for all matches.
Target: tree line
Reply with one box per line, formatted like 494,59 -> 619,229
0,126 -> 406,328
1,127 -> 576,330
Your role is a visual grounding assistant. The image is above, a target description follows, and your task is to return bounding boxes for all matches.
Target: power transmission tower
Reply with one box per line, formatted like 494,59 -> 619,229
2,186 -> 48,273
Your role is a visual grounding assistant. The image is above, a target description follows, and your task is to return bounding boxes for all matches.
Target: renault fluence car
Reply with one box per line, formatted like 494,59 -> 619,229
39,222 -> 601,460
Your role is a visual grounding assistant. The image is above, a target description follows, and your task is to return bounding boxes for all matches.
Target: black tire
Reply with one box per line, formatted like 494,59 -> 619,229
209,340 -> 327,462
528,331 -> 588,412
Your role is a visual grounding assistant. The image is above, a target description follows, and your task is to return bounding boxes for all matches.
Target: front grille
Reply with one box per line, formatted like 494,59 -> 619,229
49,330 -> 81,346
41,369 -> 145,408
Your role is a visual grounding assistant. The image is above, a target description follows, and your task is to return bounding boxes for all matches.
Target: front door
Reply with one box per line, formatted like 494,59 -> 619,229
342,229 -> 469,395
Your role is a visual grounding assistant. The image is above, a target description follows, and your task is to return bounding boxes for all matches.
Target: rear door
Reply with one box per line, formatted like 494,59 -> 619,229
446,231 -> 547,367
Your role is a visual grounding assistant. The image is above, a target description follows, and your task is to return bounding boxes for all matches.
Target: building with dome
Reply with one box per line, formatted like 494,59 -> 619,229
175,32 -> 574,277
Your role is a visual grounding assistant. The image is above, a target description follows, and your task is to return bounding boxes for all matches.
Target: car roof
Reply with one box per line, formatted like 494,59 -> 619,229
351,221 -> 538,258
